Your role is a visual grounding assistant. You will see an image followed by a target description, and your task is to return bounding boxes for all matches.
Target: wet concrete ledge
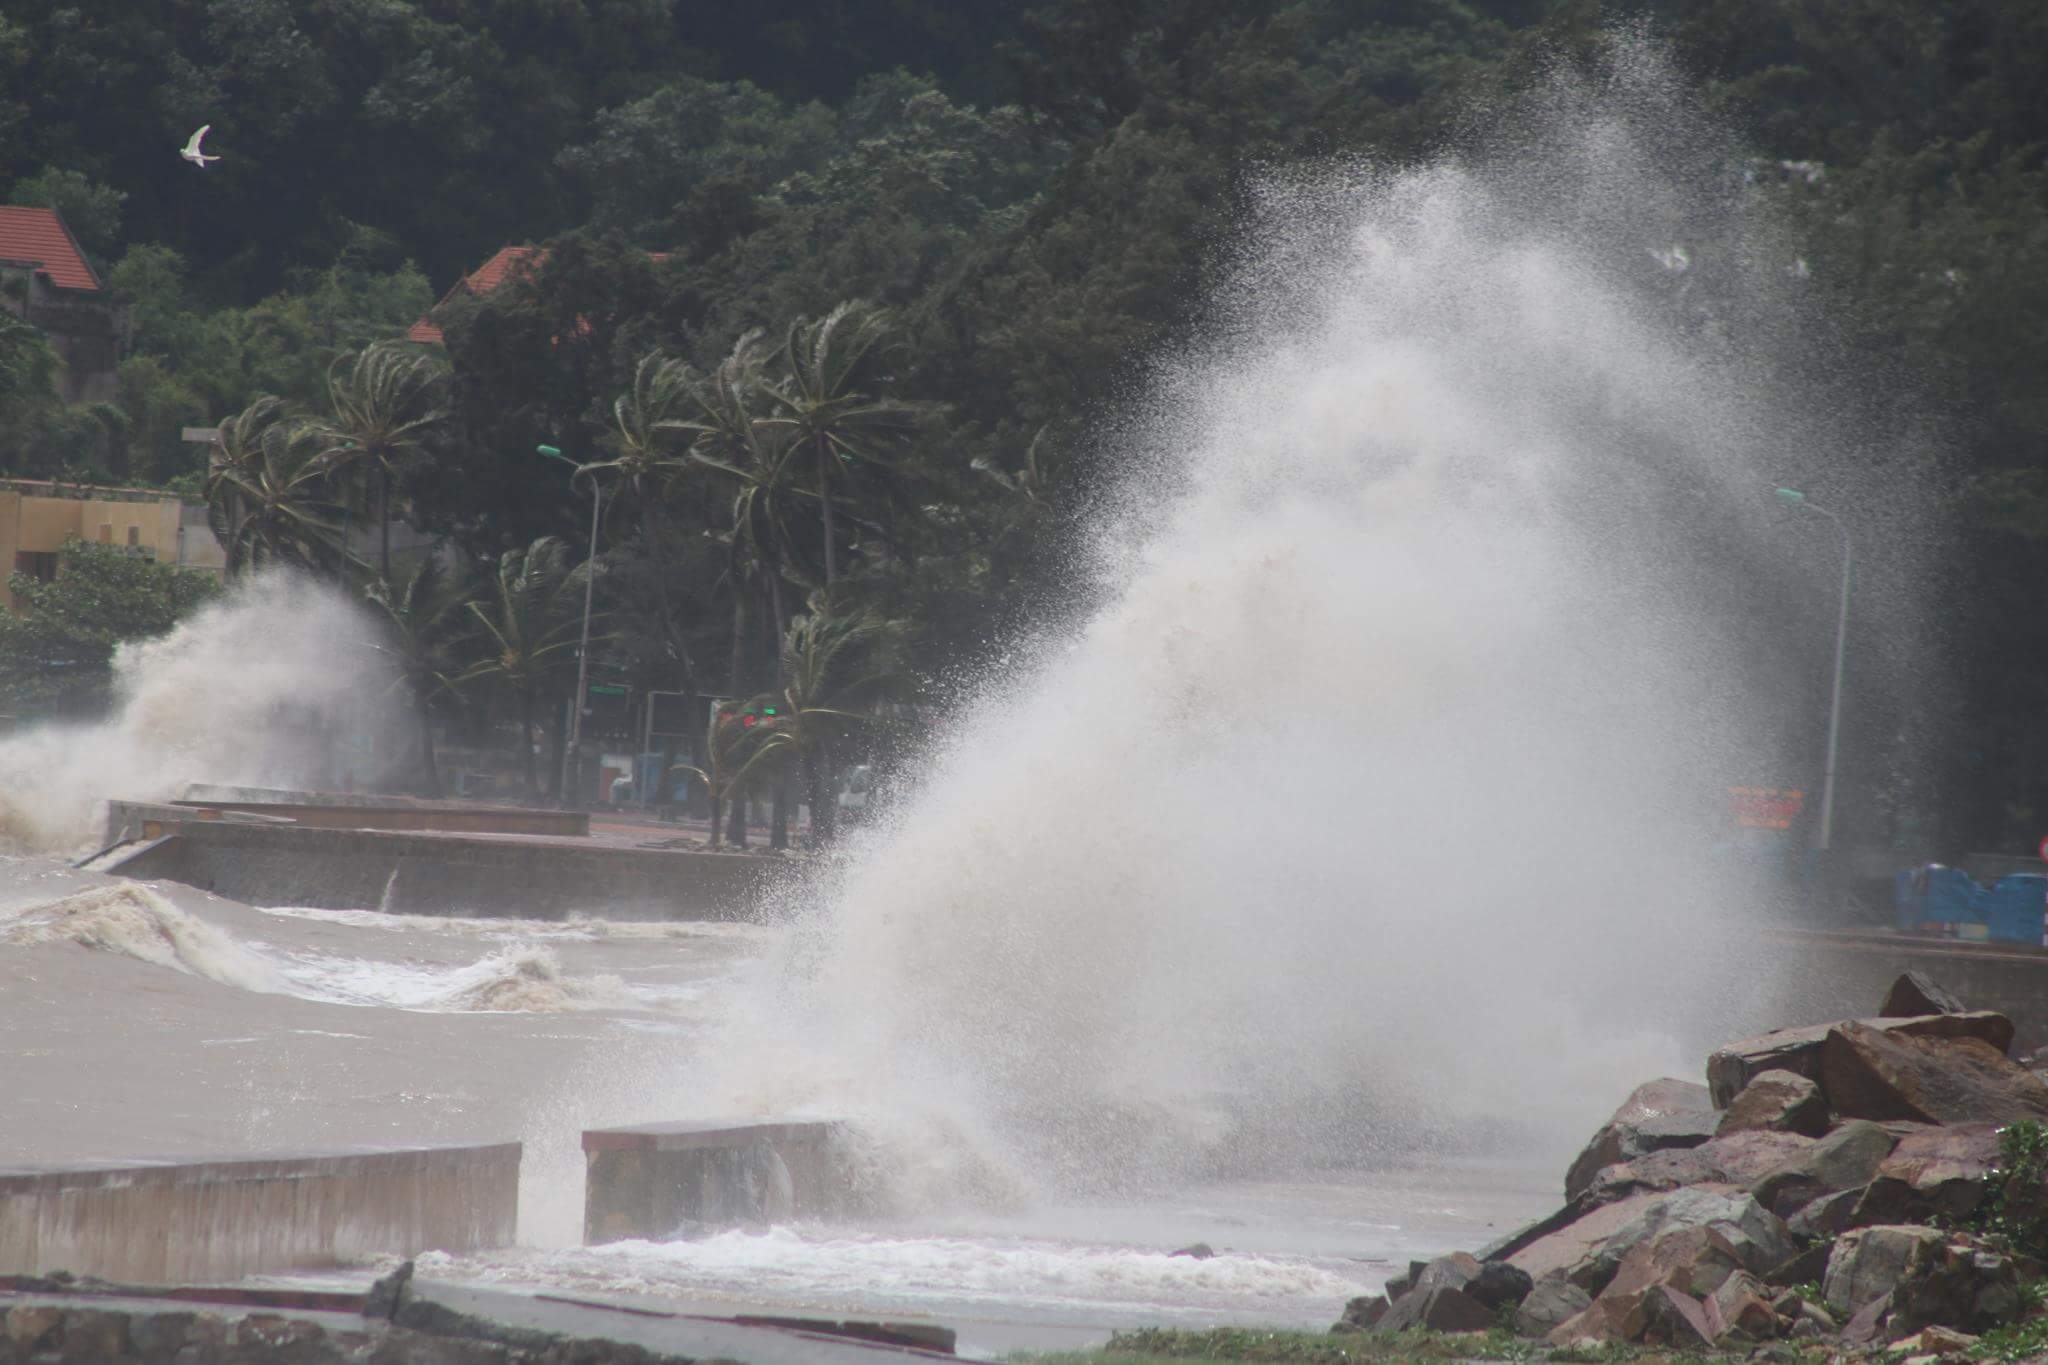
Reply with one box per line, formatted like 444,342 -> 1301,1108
1768,926 -> 2048,1052
0,1271 -> 965,1362
169,794 -> 589,838
0,1142 -> 519,1283
97,807 -> 799,919
583,1119 -> 855,1243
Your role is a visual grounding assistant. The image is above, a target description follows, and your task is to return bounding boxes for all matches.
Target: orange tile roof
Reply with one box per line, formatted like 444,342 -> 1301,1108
0,206 -> 101,292
407,244 -> 668,344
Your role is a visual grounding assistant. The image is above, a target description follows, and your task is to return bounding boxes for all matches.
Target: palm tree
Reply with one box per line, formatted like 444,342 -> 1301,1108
206,397 -> 351,577
666,331 -> 811,683
365,556 -> 477,795
762,301 -> 924,591
312,341 -> 449,581
587,352 -> 700,696
459,536 -> 589,797
709,611 -> 897,848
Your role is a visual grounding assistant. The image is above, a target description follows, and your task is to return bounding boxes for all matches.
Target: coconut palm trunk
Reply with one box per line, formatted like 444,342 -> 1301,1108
378,465 -> 393,582
519,691 -> 540,796
818,439 -> 837,589
806,751 -> 836,844
416,687 -> 441,796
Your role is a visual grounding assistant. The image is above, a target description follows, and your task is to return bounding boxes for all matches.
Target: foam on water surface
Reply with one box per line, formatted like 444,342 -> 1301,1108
417,1227 -> 1375,1327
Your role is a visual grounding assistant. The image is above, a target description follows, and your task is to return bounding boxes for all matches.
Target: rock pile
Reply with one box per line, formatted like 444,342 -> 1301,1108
1335,973 -> 2048,1354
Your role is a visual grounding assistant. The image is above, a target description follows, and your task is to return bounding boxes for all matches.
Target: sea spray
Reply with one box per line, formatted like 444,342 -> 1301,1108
667,45 -> 1931,1210
0,572 -> 399,851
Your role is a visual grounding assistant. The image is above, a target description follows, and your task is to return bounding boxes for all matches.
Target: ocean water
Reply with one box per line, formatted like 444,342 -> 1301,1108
0,857 -> 1557,1352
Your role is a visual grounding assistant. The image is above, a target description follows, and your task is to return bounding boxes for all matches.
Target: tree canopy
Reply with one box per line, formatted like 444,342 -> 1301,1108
6,0 -> 2048,849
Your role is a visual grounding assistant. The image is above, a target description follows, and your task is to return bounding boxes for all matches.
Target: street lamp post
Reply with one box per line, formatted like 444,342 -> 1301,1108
1775,487 -> 1852,851
539,444 -> 601,806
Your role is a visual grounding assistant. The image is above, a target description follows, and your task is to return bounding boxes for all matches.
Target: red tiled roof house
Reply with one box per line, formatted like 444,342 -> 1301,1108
407,244 -> 669,345
407,245 -> 545,345
0,206 -> 130,404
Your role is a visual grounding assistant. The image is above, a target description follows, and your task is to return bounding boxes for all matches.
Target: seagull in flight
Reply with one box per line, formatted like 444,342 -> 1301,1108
180,125 -> 219,168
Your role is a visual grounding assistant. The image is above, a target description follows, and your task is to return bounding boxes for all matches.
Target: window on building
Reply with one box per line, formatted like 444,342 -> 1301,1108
95,523 -> 110,543
126,525 -> 139,547
13,552 -> 56,583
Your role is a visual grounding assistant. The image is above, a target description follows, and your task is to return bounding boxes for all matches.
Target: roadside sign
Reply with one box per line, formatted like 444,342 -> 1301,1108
1729,786 -> 1806,831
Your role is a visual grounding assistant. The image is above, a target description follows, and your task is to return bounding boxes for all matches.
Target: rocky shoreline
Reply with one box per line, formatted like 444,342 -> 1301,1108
1337,971 -> 2048,1358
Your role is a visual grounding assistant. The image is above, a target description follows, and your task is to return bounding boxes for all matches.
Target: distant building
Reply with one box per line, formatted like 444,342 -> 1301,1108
406,244 -> 669,345
0,206 -> 131,404
0,478 -> 224,612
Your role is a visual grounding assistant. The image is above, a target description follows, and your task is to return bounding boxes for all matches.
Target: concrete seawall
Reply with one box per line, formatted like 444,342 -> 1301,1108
0,1143 -> 519,1283
1770,926 -> 2048,1052
99,810 -> 799,919
583,1119 -> 854,1243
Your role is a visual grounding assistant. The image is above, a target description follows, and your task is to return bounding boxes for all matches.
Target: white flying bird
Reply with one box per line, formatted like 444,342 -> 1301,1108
180,125 -> 219,168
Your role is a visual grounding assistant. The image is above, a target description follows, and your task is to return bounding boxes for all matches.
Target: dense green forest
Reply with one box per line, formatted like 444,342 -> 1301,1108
4,0 -> 2048,852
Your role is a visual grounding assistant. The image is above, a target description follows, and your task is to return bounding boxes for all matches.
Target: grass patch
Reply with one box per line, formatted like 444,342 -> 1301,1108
1011,1327 -> 1542,1363
1009,1325 -> 1845,1363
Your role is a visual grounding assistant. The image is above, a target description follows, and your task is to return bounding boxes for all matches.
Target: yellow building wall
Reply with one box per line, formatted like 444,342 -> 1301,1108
0,487 -> 224,613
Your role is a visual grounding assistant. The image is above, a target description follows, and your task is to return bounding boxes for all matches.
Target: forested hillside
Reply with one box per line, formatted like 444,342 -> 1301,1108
4,0 -> 2048,850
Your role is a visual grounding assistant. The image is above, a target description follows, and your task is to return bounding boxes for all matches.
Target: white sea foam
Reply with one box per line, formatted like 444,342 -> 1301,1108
271,944 -> 637,1013
418,1227 -> 1372,1320
257,905 -> 773,944
0,574 -> 400,853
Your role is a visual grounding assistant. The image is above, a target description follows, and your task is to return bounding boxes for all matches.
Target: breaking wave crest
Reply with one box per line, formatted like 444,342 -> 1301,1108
0,883 -> 290,993
1,884 -> 641,1014
279,945 -> 637,1014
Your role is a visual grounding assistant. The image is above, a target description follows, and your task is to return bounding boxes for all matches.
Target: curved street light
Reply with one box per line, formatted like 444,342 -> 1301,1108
1775,487 -> 1851,852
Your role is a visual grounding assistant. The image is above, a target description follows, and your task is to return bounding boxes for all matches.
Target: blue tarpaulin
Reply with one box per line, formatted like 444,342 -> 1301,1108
1895,865 -> 2047,944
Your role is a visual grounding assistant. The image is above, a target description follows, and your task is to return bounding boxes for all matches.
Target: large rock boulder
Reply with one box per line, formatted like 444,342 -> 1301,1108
1464,1260 -> 1533,1311
1510,1186 -> 1795,1296
1333,1294 -> 1387,1331
1787,1188 -> 1864,1240
1820,1021 -> 2048,1125
1563,1078 -> 1718,1201
1709,1270 -> 1781,1342
1504,1189 -> 1677,1285
1851,1123 -> 2002,1225
1716,1069 -> 1827,1137
1707,1012 -> 2016,1107
1880,971 -> 1968,1018
1373,1284 -> 1495,1334
1749,1119 -> 1900,1218
1602,1224 -> 1748,1300
1410,1251 -> 1480,1296
1513,1275 -> 1591,1338
1890,1237 -> 2024,1336
1825,1226 -> 2023,1339
1577,1131 -> 1814,1209
1545,1278 -> 1724,1349
1822,1225 -> 1947,1318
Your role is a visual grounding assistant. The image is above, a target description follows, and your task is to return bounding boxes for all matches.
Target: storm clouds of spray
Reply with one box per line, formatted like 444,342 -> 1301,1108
0,573 -> 396,851
676,45 -> 1931,1208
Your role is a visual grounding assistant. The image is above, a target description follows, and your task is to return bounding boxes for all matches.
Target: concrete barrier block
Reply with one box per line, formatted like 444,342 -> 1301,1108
0,1142 -> 519,1283
581,1120 -> 853,1243
95,816 -> 795,920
